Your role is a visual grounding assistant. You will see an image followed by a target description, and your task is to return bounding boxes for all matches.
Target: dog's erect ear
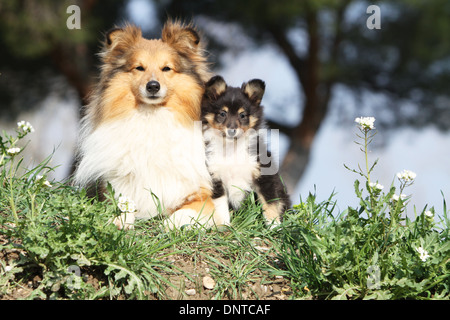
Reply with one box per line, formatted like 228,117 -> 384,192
105,28 -> 123,46
105,25 -> 141,48
101,25 -> 142,65
205,76 -> 227,100
162,20 -> 212,83
102,24 -> 142,64
242,79 -> 265,105
162,20 -> 201,53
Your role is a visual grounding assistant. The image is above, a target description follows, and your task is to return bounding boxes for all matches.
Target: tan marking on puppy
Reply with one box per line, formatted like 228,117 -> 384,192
204,113 -> 226,132
249,115 -> 258,128
204,113 -> 216,126
258,196 -> 282,225
242,80 -> 265,105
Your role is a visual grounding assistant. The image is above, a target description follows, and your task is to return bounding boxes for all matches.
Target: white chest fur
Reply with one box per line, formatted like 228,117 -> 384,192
204,127 -> 259,209
75,108 -> 211,218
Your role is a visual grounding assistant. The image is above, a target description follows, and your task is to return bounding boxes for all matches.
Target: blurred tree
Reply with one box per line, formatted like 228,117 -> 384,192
0,0 -> 126,115
1,0 -> 449,188
156,0 -> 450,192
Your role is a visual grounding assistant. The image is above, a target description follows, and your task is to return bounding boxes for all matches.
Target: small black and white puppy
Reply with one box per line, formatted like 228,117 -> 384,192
201,75 -> 290,226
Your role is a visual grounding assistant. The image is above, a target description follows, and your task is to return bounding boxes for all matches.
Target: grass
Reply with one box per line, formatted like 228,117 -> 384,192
0,119 -> 449,300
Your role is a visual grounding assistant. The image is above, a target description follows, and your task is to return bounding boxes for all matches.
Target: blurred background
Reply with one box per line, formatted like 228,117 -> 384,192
1,0 -> 449,216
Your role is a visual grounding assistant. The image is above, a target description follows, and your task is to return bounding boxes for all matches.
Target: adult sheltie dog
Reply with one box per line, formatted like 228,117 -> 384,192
74,21 -> 222,229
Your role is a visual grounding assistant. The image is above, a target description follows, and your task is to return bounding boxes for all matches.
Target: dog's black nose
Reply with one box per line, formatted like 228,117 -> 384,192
146,81 -> 160,94
227,129 -> 237,137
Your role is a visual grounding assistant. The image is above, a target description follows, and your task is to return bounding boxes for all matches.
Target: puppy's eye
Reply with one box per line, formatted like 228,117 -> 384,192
135,66 -> 145,71
239,112 -> 247,119
162,66 -> 171,72
219,110 -> 227,118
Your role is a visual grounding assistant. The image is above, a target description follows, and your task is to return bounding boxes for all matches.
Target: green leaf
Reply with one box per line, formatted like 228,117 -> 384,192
332,284 -> 359,300
364,290 -> 393,300
354,180 -> 362,198
114,269 -> 128,282
70,253 -> 91,266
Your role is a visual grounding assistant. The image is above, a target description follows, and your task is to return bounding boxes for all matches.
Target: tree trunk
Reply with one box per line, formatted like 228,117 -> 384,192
50,44 -> 92,106
278,10 -> 321,194
279,95 -> 330,194
268,4 -> 344,194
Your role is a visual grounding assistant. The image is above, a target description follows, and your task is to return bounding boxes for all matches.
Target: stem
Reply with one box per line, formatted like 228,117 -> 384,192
0,153 -> 5,167
365,130 -> 371,185
9,193 -> 19,226
392,183 -> 406,223
28,190 -> 36,219
7,154 -> 19,225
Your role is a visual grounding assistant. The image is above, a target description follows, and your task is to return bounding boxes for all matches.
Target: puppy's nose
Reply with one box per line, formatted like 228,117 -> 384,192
146,81 -> 160,94
227,129 -> 237,137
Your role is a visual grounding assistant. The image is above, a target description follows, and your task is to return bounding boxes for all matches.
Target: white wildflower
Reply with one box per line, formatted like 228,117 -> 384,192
396,170 -> 417,182
355,117 -> 376,130
416,247 -> 430,262
117,196 -> 137,213
36,175 -> 52,187
391,194 -> 407,202
17,121 -> 35,133
6,147 -> 21,155
424,210 -> 434,218
369,182 -> 384,190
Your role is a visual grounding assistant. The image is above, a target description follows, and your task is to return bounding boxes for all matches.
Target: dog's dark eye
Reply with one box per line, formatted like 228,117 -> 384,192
219,110 -> 227,118
162,66 -> 171,72
135,66 -> 145,71
239,112 -> 247,119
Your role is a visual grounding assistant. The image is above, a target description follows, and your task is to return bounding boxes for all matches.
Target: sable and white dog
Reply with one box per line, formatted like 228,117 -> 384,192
73,21 -> 224,229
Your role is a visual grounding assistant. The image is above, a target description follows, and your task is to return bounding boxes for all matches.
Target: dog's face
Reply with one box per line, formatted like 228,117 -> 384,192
202,76 -> 265,139
125,40 -> 176,105
104,24 -> 205,107
93,22 -> 211,125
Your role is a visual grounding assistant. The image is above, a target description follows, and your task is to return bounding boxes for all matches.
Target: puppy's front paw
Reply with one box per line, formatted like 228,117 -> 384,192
266,217 -> 281,230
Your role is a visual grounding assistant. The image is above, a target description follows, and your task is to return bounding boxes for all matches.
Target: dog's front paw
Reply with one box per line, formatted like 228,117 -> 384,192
110,212 -> 136,230
164,208 -> 199,230
164,208 -> 217,231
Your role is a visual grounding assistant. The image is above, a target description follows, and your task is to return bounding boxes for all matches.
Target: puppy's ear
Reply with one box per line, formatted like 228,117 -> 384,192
162,20 -> 201,53
205,76 -> 227,100
242,79 -> 265,105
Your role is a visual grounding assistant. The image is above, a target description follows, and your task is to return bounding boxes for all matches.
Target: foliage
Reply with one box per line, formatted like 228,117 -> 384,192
0,125 -> 180,299
1,119 -> 449,300
0,0 -> 127,116
161,0 -> 450,104
274,118 -> 450,299
0,0 -> 125,58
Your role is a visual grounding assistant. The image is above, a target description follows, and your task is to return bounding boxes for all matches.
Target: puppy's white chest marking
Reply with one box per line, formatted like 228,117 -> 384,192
204,128 -> 259,208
